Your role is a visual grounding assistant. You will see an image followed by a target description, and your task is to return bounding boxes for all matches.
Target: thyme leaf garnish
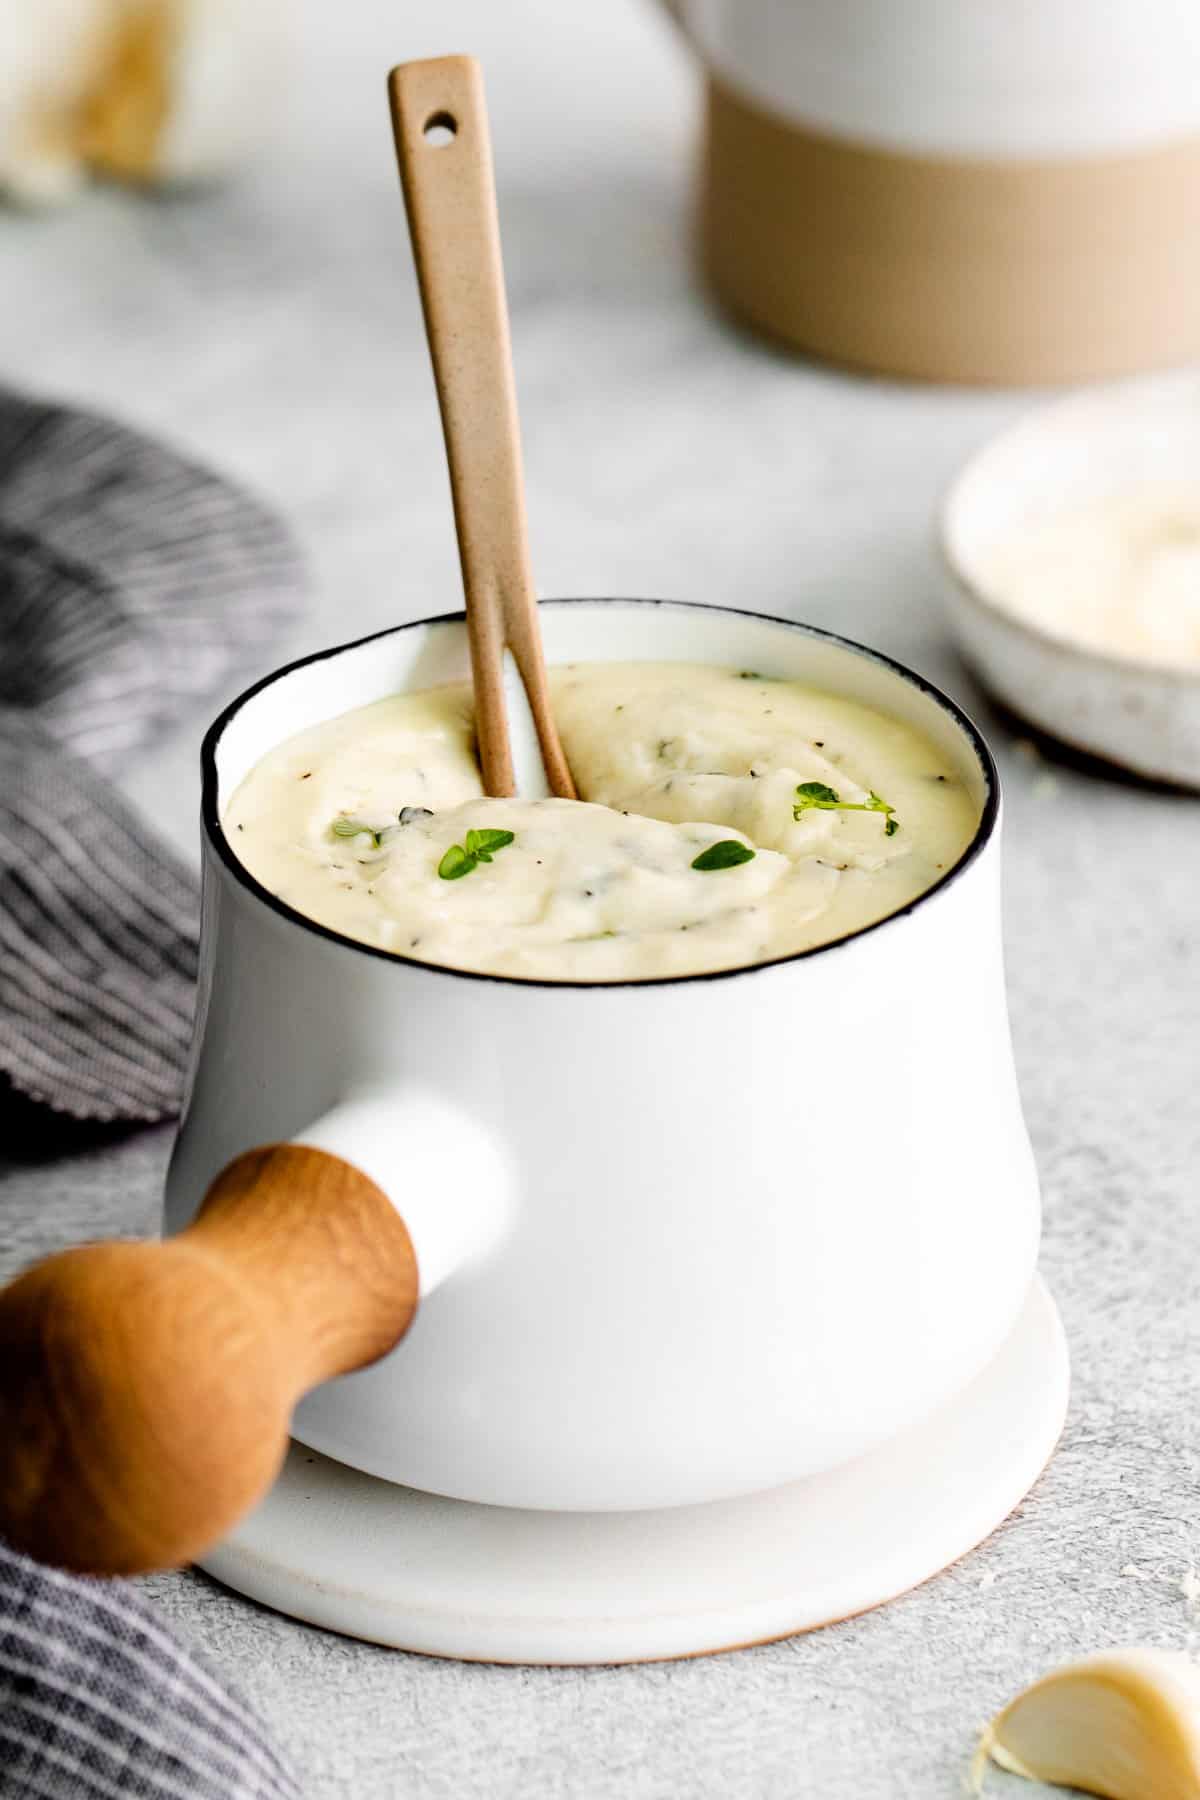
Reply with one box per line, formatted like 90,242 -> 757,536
438,827 -> 516,881
691,839 -> 756,872
792,782 -> 899,837
331,818 -> 385,848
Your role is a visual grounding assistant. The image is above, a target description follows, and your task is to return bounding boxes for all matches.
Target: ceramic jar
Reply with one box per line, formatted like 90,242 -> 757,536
666,0 -> 1200,383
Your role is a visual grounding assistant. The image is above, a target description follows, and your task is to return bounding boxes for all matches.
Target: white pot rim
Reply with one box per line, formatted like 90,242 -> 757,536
201,596 -> 1000,990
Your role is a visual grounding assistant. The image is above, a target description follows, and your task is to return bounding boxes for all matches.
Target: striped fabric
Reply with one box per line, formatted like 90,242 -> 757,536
0,1543 -> 298,1800
0,390 -> 303,1121
0,391 -> 305,1797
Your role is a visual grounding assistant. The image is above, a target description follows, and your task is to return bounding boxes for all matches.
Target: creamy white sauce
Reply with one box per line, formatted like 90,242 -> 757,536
224,663 -> 977,979
981,486 -> 1200,668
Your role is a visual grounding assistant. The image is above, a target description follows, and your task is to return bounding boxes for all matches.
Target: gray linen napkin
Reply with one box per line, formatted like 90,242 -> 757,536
0,1543 -> 298,1800
0,389 -> 304,1798
0,387 -> 302,1122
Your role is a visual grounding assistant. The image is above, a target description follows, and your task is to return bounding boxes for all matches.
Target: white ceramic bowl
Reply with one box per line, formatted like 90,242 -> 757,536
941,371 -> 1200,786
165,599 -> 1039,1512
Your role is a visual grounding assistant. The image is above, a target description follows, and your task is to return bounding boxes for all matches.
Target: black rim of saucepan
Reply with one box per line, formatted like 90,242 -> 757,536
201,597 -> 1000,990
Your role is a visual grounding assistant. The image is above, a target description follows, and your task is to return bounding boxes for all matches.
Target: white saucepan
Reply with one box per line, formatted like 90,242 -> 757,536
165,598 -> 1039,1512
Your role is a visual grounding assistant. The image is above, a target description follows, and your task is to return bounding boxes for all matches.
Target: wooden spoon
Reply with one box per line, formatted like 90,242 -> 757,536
389,56 -> 575,800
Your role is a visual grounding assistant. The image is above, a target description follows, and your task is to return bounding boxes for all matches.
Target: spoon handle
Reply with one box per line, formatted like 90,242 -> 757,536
388,56 -> 575,800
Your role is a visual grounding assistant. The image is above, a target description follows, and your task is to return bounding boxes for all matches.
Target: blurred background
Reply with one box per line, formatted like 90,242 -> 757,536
0,0 -> 1033,862
5,9 -> 1200,1797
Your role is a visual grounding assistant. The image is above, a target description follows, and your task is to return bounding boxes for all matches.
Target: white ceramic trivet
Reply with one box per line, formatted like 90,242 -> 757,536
199,1276 -> 1067,1665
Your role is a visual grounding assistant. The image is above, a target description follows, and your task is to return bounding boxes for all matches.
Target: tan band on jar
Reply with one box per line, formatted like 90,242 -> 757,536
700,74 -> 1200,386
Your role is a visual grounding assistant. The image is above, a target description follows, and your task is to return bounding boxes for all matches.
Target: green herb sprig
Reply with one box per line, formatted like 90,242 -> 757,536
792,781 -> 899,837
438,827 -> 515,881
330,806 -> 435,851
331,818 -> 387,849
691,839 -> 756,872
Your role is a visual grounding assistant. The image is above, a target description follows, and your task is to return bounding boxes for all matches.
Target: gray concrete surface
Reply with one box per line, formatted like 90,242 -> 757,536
2,2 -> 1197,1793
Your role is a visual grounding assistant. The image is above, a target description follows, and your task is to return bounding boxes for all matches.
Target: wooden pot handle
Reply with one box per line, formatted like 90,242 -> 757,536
0,1146 -> 418,1576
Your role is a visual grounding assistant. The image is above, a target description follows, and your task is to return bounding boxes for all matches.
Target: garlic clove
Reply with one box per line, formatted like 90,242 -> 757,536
972,1648 -> 1200,1799
0,0 -> 285,209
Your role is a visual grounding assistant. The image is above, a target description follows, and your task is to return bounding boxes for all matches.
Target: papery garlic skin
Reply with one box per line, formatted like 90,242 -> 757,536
0,0 -> 284,207
973,1648 -> 1200,1800
0,0 -> 103,204
154,0 -> 285,183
